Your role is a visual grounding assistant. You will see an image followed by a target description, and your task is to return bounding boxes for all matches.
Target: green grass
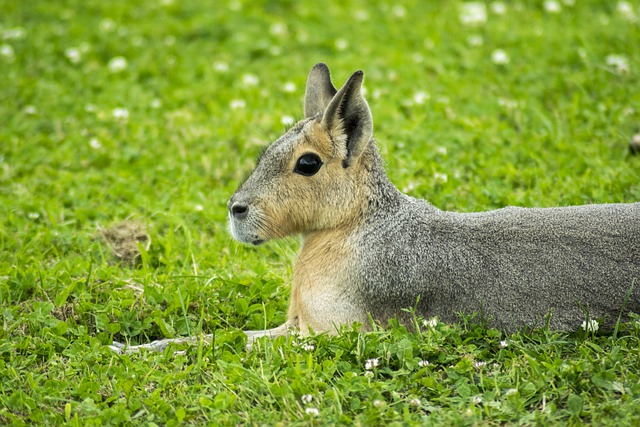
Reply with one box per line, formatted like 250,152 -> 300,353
1,0 -> 640,425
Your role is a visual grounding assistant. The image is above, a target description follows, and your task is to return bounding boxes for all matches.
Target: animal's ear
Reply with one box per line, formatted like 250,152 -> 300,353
321,70 -> 373,168
304,63 -> 337,118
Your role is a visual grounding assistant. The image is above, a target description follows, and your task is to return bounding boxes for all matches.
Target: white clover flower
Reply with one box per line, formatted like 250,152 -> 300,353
269,45 -> 282,56
467,35 -> 484,46
89,138 -> 102,149
28,212 -> 40,219
150,99 -> 162,109
543,1 -> 561,13
434,172 -> 448,184
65,47 -> 81,63
499,340 -> 508,348
334,39 -> 348,51
581,319 -> 599,332
617,1 -> 637,21
490,2 -> 507,15
2,26 -> 26,40
473,396 -> 483,405
423,317 -> 438,328
413,91 -> 430,105
282,82 -> 296,93
576,48 -> 588,60
355,10 -> 369,21
305,407 -> 319,416
419,360 -> 430,368
402,181 -> 415,193
473,361 -> 487,369
301,343 -> 315,352
606,54 -> 630,74
392,5 -> 406,18
270,22 -> 288,37
460,2 -> 487,26
269,45 -> 281,55
498,98 -> 518,110
242,73 -> 259,87
230,99 -> 246,110
365,358 -> 379,370
108,56 -> 128,73
0,44 -> 15,60
373,399 -> 385,408
409,398 -> 421,407
194,204 -> 204,212
281,115 -> 295,127
24,105 -> 37,115
99,18 -> 116,33
213,61 -> 229,72
491,49 -> 510,65
301,394 -> 313,404
289,328 -> 301,337
112,108 -> 129,120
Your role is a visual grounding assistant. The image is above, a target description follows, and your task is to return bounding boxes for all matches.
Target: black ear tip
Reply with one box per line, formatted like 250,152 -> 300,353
345,70 -> 364,87
313,63 -> 330,72
351,70 -> 364,81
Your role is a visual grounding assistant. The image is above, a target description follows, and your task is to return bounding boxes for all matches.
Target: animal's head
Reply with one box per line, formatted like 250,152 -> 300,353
228,63 -> 375,244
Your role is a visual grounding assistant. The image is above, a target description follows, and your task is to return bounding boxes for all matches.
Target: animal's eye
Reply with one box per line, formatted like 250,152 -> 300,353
294,153 -> 323,176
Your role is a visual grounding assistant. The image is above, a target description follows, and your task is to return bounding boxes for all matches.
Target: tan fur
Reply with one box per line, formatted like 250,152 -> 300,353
256,121 -> 368,240
291,229 -> 369,334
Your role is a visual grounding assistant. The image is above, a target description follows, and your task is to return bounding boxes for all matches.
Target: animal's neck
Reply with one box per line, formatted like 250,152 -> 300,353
359,142 -> 407,213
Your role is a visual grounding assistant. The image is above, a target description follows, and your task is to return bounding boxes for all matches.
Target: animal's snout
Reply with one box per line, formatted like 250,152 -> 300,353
228,198 -> 249,220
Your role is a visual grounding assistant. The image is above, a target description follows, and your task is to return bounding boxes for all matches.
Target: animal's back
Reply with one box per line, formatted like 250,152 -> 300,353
355,199 -> 640,331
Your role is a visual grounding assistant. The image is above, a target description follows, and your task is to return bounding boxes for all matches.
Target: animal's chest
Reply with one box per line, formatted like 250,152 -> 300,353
291,233 -> 370,331
293,234 -> 355,293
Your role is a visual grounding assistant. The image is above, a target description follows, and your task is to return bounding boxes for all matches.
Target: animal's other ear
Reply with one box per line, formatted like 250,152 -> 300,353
322,70 -> 373,168
304,63 -> 337,118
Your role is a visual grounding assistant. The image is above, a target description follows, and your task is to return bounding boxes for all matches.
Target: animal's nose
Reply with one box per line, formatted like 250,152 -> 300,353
230,202 -> 249,220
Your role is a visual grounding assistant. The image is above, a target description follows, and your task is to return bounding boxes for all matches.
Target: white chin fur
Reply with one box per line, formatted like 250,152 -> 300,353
228,215 -> 260,244
228,214 -> 241,242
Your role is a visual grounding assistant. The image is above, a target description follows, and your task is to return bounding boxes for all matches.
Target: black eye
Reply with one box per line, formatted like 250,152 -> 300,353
294,153 -> 323,176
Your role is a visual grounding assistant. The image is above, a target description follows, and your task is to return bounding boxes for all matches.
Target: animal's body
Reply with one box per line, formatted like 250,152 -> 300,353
229,63 -> 639,343
111,63 -> 639,354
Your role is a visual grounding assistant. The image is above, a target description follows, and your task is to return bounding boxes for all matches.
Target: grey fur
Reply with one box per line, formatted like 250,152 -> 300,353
351,144 -> 640,331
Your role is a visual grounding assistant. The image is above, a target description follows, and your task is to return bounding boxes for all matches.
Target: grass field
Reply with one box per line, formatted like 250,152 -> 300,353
1,0 -> 640,425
